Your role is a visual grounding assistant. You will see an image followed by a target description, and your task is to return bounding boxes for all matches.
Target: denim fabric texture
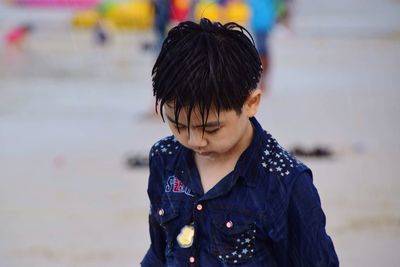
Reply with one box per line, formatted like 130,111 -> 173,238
141,117 -> 339,267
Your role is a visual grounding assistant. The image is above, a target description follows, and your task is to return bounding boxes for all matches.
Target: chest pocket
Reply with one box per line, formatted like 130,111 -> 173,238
210,214 -> 259,264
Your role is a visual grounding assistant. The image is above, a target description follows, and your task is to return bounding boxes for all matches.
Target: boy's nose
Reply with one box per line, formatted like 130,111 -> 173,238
187,130 -> 207,148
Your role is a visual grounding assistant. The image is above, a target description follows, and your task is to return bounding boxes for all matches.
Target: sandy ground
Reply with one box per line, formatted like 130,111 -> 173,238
0,0 -> 400,266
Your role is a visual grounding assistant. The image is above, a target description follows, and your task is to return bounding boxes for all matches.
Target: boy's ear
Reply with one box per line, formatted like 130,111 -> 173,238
243,89 -> 262,117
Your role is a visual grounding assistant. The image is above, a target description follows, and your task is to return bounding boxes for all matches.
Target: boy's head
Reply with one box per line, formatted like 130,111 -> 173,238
152,18 -> 262,126
152,18 -> 262,157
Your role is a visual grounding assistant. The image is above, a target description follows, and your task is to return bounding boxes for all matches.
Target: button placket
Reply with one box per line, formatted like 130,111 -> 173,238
189,203 -> 203,266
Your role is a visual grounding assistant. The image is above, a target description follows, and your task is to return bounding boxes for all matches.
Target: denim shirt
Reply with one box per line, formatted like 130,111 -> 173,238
141,117 -> 339,267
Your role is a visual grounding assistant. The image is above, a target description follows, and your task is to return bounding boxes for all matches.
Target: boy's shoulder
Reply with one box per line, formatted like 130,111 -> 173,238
149,135 -> 182,163
258,130 -> 309,179
252,130 -> 312,205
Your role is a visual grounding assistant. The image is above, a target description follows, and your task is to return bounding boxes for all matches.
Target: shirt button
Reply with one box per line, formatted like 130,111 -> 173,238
158,208 -> 164,216
189,256 -> 195,263
196,204 -> 203,211
226,220 -> 233,229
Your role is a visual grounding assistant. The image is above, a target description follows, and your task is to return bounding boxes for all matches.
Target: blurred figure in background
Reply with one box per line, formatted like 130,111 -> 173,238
152,0 -> 171,52
93,18 -> 109,46
4,23 -> 34,49
248,0 -> 277,93
140,0 -> 172,119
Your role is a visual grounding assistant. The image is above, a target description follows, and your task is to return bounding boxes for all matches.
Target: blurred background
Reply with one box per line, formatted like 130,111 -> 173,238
0,0 -> 399,266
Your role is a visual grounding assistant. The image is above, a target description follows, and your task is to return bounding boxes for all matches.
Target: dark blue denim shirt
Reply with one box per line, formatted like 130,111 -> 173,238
141,117 -> 339,267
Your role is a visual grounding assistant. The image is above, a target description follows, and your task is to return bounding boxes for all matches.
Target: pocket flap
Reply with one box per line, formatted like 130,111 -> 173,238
154,203 -> 179,226
212,215 -> 255,236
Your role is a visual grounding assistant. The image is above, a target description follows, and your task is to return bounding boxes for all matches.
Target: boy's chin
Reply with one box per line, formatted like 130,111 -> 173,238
195,151 -> 216,160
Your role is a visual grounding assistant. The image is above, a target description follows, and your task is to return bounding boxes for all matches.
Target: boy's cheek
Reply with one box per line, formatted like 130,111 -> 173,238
170,132 -> 188,146
168,126 -> 183,139
172,129 -> 186,139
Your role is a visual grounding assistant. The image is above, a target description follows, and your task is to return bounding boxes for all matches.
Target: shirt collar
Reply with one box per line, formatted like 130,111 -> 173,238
172,145 -> 203,196
234,116 -> 264,188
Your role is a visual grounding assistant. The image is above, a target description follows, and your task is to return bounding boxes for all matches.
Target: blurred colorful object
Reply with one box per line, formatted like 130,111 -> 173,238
194,1 -> 220,22
194,0 -> 249,24
71,9 -> 100,28
98,0 -> 117,16
15,0 -> 99,8
71,0 -> 251,30
224,0 -> 250,24
107,1 -> 153,29
72,0 -> 153,29
170,0 -> 191,22
4,24 -> 34,46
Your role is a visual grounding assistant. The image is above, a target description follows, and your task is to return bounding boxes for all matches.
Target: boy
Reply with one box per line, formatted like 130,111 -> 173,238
141,18 -> 338,266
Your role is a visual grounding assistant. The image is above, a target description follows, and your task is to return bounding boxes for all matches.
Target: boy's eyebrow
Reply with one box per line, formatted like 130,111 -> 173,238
165,114 -> 221,128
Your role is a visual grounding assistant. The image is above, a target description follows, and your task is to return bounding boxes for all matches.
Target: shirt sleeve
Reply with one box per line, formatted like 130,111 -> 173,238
287,170 -> 339,267
141,149 -> 167,267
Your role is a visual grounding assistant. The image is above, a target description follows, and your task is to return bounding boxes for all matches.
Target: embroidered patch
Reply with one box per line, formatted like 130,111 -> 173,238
260,131 -> 303,177
165,176 -> 193,197
151,136 -> 178,157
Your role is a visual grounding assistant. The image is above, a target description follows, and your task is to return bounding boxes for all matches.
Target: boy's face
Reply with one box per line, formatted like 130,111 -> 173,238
163,89 -> 261,161
164,105 -> 250,160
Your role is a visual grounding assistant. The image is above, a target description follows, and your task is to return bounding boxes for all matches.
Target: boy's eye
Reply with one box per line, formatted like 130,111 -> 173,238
205,128 -> 220,134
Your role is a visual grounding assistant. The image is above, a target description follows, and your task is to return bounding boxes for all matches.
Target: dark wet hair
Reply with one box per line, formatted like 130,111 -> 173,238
152,18 -> 262,131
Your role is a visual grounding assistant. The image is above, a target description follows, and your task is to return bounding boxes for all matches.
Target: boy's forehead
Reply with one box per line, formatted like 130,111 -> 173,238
164,102 -> 221,122
165,101 -> 216,113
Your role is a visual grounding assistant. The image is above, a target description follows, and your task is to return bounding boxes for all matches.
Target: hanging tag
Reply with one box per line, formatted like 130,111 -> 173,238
177,223 -> 194,248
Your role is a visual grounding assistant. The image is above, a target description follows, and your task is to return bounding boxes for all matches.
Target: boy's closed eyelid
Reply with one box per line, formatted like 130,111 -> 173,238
205,129 -> 220,134
205,125 -> 221,131
175,125 -> 219,131
166,114 -> 223,129
173,125 -> 221,136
